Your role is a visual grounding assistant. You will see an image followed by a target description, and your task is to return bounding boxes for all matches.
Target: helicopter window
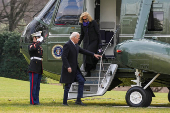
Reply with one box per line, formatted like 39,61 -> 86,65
148,11 -> 164,31
55,0 -> 84,25
42,2 -> 56,25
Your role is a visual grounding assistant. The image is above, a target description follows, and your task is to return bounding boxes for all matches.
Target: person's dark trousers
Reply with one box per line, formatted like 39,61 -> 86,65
63,70 -> 85,104
63,83 -> 71,104
29,72 -> 42,105
76,70 -> 85,102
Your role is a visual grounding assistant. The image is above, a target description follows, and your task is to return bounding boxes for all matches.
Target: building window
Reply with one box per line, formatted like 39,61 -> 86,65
148,11 -> 164,31
55,0 -> 84,25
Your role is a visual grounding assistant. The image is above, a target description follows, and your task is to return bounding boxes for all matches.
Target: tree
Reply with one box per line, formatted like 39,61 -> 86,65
153,18 -> 163,31
0,0 -> 31,31
0,31 -> 29,80
0,0 -> 49,31
0,31 -> 47,83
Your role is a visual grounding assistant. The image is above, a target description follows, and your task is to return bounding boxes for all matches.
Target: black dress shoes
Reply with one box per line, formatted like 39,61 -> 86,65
33,103 -> 40,105
85,71 -> 91,77
75,101 -> 87,106
62,103 -> 69,106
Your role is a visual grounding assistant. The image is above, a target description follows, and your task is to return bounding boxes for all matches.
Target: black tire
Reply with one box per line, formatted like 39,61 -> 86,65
144,88 -> 152,107
168,91 -> 170,102
125,86 -> 148,107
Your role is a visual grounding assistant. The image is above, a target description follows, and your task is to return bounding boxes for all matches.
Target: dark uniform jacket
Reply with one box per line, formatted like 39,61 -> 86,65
78,20 -> 101,65
60,40 -> 94,83
28,41 -> 43,74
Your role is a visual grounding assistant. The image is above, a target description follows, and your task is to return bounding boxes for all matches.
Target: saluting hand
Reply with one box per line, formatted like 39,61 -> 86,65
68,67 -> 72,73
94,54 -> 102,59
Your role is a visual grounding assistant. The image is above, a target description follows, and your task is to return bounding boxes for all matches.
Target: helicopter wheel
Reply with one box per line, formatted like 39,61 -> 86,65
143,88 -> 152,107
126,86 -> 148,107
168,91 -> 170,102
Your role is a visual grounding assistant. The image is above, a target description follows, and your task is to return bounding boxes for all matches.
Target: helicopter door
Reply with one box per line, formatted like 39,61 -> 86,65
99,0 -> 117,58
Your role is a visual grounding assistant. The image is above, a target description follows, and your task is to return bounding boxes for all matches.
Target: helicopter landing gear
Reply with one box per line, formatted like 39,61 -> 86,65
168,91 -> 170,103
168,88 -> 170,103
125,86 -> 152,107
126,86 -> 148,107
144,88 -> 152,107
125,69 -> 160,107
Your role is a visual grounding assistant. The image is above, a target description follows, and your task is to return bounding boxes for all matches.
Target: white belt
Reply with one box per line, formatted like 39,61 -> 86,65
30,57 -> 43,61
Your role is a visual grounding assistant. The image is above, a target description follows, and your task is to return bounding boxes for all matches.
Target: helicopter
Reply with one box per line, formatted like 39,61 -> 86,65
20,0 -> 170,107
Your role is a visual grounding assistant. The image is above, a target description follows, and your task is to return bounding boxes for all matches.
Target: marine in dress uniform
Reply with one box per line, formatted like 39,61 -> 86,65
28,31 -> 43,105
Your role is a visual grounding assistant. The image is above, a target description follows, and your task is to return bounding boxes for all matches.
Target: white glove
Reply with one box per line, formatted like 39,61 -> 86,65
37,36 -> 44,42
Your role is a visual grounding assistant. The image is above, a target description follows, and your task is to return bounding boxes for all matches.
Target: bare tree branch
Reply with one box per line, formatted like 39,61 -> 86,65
0,0 -> 49,31
2,0 -> 9,17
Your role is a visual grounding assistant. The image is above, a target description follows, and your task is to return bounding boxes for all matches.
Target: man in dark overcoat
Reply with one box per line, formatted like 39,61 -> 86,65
28,31 -> 43,105
60,32 -> 101,106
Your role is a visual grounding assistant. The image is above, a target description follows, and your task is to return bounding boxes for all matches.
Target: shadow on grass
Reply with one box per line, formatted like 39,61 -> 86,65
0,101 -> 126,107
1,100 -> 170,108
1,103 -> 170,108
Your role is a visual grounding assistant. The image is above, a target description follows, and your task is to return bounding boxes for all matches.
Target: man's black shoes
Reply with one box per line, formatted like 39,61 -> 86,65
75,101 -> 87,106
62,103 -> 69,106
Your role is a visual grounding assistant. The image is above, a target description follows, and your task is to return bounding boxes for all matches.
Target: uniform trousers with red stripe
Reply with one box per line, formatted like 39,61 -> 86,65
29,72 -> 42,105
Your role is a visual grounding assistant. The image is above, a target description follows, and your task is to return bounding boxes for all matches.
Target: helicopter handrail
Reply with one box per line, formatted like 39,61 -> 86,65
97,26 -> 120,90
101,25 -> 120,56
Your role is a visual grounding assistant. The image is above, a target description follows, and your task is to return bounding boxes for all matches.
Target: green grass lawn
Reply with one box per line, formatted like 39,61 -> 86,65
0,77 -> 170,113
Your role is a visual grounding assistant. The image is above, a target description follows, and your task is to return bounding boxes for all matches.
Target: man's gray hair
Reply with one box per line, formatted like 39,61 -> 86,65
70,32 -> 79,39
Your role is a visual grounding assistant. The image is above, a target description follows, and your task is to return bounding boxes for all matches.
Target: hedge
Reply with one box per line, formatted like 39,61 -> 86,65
0,31 -> 46,83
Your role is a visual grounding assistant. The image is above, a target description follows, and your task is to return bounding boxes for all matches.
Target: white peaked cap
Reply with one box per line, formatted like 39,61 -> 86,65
31,31 -> 42,37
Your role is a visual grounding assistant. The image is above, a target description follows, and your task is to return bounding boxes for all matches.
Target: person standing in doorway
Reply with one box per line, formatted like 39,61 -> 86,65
78,12 -> 101,77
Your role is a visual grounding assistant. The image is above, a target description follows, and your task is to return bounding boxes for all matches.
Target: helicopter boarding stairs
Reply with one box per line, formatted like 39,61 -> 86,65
68,63 -> 118,99
68,26 -> 121,99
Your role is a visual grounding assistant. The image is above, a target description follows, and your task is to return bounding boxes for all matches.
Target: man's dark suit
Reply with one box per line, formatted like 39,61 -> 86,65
60,40 -> 94,104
